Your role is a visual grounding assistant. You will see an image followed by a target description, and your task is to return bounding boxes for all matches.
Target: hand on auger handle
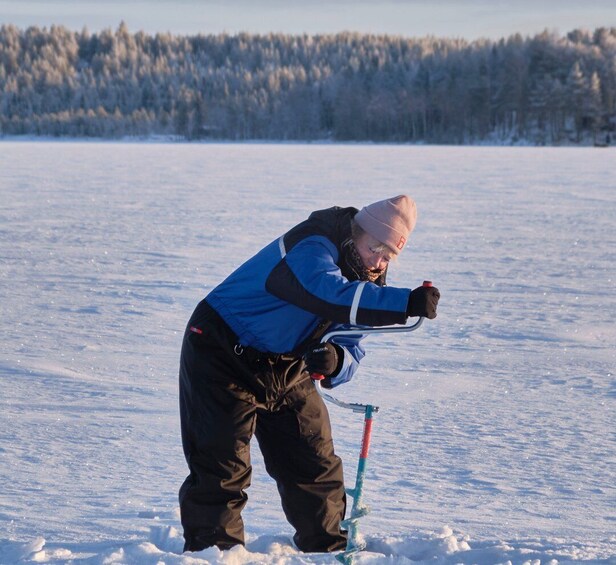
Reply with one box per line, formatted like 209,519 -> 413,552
311,281 -> 433,563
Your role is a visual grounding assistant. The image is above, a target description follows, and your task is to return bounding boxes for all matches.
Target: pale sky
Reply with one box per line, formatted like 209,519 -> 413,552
1,0 -> 615,40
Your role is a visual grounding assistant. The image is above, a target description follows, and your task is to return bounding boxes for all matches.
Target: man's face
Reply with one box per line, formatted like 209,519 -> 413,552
354,232 -> 395,277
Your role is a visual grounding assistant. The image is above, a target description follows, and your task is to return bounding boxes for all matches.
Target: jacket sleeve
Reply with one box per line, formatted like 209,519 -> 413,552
325,334 -> 366,388
265,235 -> 410,327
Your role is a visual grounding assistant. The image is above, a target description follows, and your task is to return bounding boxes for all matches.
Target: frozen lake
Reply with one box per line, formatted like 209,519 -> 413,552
1,141 -> 614,563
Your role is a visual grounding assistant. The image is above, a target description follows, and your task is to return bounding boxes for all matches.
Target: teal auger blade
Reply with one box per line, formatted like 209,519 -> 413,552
340,507 -> 370,528
336,542 -> 366,564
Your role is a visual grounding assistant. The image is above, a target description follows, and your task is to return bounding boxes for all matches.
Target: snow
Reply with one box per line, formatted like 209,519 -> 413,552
1,142 -> 615,564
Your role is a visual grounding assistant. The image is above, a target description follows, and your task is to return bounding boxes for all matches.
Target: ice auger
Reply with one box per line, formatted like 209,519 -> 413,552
311,281 -> 432,564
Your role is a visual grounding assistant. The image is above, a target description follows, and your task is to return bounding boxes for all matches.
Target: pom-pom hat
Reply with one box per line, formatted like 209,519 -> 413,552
355,195 -> 417,254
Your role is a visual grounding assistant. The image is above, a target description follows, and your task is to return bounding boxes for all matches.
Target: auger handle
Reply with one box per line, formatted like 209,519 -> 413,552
311,279 -> 435,409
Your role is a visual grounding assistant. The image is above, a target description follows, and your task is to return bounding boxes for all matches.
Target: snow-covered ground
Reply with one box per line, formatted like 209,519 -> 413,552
1,142 -> 614,564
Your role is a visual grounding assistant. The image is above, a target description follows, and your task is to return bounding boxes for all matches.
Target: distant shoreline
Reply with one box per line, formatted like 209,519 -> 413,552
0,134 -> 612,148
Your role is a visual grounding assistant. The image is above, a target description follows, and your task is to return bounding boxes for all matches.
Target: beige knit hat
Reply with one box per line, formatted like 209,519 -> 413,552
355,195 -> 417,253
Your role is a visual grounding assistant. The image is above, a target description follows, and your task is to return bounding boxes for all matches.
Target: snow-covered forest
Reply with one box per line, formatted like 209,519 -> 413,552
1,24 -> 615,144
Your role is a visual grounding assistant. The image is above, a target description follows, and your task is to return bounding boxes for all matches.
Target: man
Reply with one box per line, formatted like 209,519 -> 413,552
178,195 -> 440,553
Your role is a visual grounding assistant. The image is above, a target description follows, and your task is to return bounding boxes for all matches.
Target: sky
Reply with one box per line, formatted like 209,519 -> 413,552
1,0 -> 616,40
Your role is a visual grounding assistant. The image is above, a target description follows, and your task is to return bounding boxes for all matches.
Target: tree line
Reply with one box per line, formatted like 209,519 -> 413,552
1,23 -> 615,144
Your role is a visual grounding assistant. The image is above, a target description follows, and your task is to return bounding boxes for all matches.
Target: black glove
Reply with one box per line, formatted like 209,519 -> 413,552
304,342 -> 343,377
407,285 -> 440,319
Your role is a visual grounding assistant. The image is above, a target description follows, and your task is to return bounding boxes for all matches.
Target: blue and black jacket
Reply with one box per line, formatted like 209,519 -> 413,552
206,206 -> 411,387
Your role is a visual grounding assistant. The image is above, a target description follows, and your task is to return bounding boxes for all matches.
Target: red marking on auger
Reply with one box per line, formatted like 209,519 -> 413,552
190,326 -> 203,334
360,417 -> 374,459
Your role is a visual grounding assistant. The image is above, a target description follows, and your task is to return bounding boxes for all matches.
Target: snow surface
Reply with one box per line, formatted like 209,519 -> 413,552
1,142 -> 615,564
